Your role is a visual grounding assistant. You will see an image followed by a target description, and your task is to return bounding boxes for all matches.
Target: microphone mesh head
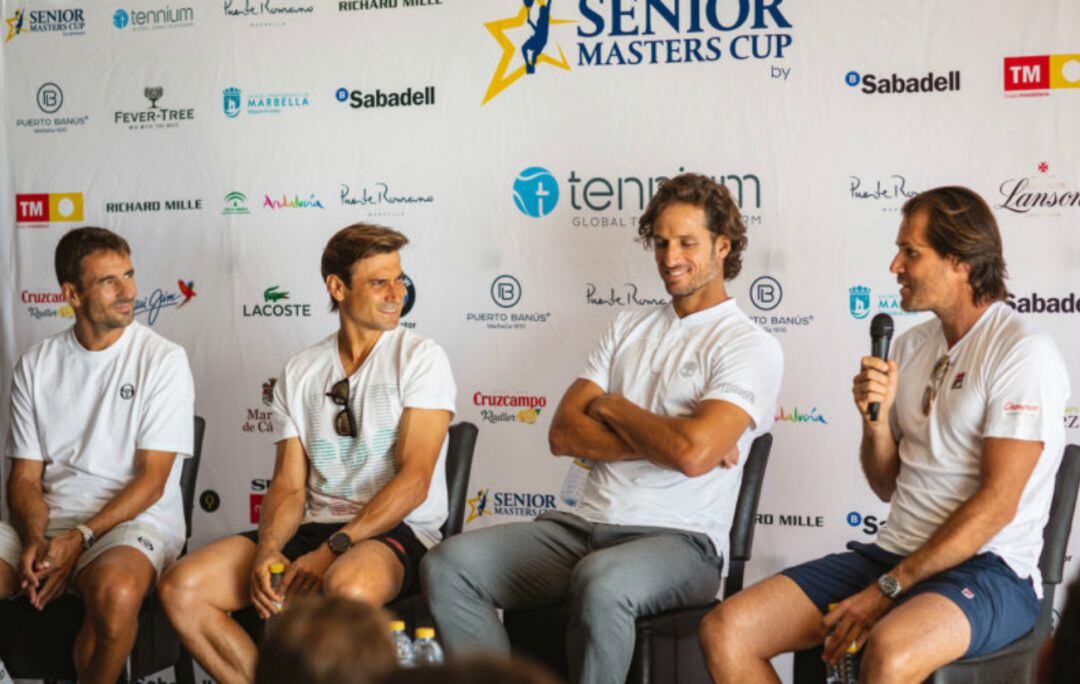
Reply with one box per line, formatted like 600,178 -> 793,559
870,313 -> 894,337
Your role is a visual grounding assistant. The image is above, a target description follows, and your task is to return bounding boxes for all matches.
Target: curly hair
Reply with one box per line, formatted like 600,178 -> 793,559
637,173 -> 747,280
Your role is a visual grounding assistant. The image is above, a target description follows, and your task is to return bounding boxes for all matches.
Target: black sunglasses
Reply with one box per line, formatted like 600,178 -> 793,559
326,378 -> 357,438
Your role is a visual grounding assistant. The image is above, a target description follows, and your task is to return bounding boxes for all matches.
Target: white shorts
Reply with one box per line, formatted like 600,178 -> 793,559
0,517 -> 181,582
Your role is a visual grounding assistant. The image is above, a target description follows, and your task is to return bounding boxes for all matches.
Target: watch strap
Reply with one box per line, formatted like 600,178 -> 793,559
75,524 -> 96,550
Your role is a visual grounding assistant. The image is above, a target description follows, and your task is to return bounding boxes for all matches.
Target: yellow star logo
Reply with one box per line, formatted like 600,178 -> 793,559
466,488 -> 490,523
6,10 -> 26,43
482,3 -> 576,105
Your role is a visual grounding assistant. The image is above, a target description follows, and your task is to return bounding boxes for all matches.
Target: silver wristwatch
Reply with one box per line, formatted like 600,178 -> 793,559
877,573 -> 902,599
75,524 -> 96,550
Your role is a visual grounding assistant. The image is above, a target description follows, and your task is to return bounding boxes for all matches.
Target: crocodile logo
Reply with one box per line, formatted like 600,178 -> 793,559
263,286 -> 289,303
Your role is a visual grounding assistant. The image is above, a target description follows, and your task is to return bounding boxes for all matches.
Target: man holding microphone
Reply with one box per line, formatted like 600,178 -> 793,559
700,186 -> 1070,682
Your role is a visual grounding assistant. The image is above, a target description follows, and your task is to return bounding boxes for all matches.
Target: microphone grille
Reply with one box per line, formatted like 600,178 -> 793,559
870,313 -> 894,337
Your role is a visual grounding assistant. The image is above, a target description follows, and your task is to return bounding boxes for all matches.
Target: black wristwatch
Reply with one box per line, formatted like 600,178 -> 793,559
877,573 -> 903,600
327,531 -> 352,555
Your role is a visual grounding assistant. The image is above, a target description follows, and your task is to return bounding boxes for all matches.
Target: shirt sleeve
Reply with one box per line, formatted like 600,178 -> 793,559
983,335 -> 1069,443
8,354 -> 44,461
701,330 -> 784,429
270,366 -> 301,441
137,347 -> 195,456
401,341 -> 456,415
578,314 -> 622,392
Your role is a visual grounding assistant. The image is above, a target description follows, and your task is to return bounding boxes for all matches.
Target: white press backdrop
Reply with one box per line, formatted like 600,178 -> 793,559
2,1 -> 1079,681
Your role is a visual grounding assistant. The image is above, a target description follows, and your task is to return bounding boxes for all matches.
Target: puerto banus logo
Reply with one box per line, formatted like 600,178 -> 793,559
134,279 -> 196,325
775,406 -> 828,425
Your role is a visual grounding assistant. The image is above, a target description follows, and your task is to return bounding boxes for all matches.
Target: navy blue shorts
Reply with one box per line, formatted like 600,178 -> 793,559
781,541 -> 1039,657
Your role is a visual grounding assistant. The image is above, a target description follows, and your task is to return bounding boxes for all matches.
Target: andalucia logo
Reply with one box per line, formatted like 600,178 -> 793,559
483,0 -> 575,105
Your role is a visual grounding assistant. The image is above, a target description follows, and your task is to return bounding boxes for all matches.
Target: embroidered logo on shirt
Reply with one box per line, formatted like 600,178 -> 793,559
1003,402 -> 1040,416
678,361 -> 698,378
137,536 -> 154,551
951,372 -> 966,390
120,383 -> 136,400
716,383 -> 755,404
961,587 -> 975,600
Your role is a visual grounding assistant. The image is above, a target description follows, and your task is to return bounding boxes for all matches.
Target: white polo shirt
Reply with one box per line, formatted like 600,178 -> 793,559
576,299 -> 784,560
270,328 -> 456,548
7,322 -> 196,546
880,302 -> 1070,590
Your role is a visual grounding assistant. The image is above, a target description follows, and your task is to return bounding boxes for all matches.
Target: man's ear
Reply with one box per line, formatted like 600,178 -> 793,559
713,234 -> 731,261
62,281 -> 81,308
326,274 -> 347,307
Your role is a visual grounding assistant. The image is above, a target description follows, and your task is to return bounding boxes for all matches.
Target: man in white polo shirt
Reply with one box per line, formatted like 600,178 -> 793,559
159,224 -> 455,684
701,186 -> 1070,683
422,173 -> 783,684
0,227 -> 195,684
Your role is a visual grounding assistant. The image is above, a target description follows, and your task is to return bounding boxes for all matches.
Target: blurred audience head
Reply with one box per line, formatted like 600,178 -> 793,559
379,654 -> 559,684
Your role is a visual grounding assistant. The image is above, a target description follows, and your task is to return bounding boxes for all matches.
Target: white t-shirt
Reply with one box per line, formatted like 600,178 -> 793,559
270,328 -> 456,548
879,301 -> 1070,590
7,322 -> 196,546
576,299 -> 784,560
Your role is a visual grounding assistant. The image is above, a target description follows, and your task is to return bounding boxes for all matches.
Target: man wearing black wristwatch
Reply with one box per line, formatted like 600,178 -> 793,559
701,187 -> 1070,682
0,227 -> 196,684
159,224 -> 455,684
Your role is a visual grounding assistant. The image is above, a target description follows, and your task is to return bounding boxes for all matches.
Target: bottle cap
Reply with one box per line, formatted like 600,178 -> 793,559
415,627 -> 435,639
389,620 -> 406,632
269,562 -> 285,574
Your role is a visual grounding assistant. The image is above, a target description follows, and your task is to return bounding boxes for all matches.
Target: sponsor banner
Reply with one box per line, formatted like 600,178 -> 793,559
845,69 -> 960,95
15,192 -> 84,225
5,7 -> 85,42
472,391 -> 547,425
1004,54 -> 1080,96
134,280 -> 197,325
113,6 -> 194,31
748,275 -> 814,334
466,488 -> 557,524
465,275 -> 551,330
114,87 -> 195,130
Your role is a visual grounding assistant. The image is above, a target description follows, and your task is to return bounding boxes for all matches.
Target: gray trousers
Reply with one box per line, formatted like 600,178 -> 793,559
421,511 -> 723,684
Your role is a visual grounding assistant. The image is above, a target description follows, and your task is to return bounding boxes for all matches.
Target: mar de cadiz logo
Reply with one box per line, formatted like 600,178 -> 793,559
114,87 -> 195,130
5,7 -> 85,42
465,275 -> 550,330
482,0 -> 794,105
996,162 -> 1080,217
113,6 -> 194,31
224,87 -> 310,117
15,192 -> 84,226
747,274 -> 813,335
1004,53 -> 1080,97
134,279 -> 196,325
466,488 -> 557,524
16,83 -> 90,135
242,379 -> 278,435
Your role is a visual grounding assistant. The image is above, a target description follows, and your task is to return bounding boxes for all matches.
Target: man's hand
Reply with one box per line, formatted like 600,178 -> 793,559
820,584 -> 894,665
29,530 -> 83,610
250,548 -> 289,619
719,445 -> 740,469
278,545 -> 335,601
18,536 -> 48,600
853,357 -> 899,426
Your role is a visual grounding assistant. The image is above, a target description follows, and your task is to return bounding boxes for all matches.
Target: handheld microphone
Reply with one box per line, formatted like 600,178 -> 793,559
868,313 -> 895,422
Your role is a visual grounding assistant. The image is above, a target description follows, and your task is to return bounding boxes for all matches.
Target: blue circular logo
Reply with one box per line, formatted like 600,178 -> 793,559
845,71 -> 861,87
846,511 -> 862,527
113,9 -> 129,29
402,275 -> 416,317
513,166 -> 559,218
335,87 -> 349,102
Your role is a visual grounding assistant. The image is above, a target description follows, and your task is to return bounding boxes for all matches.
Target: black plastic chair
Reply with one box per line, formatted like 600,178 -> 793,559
793,443 -> 1080,684
175,421 -> 480,683
0,415 -> 206,683
503,432 -> 774,684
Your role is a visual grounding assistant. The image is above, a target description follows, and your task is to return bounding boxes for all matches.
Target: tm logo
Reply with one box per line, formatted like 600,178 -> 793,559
482,1 -> 575,105
513,167 -> 559,217
263,286 -> 289,303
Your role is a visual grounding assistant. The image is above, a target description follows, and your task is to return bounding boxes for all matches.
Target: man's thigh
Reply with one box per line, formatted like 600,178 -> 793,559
325,540 -> 405,606
867,592 -> 970,677
779,542 -> 895,615
72,518 -> 182,580
0,522 -> 22,594
74,545 -> 157,609
571,531 -> 722,615
425,518 -> 589,609
162,534 -> 259,612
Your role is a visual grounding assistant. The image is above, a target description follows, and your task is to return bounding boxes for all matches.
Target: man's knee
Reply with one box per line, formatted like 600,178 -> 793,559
861,625 -> 921,682
323,568 -> 381,606
420,537 -> 473,596
157,561 -> 203,621
569,559 -> 632,622
699,603 -> 747,661
83,571 -> 147,637
0,560 -> 18,599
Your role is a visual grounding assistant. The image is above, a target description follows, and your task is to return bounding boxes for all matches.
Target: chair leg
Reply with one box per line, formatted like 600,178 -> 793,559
174,649 -> 197,684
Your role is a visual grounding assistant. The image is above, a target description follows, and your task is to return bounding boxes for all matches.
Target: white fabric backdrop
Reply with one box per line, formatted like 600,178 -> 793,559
2,1 -> 1078,681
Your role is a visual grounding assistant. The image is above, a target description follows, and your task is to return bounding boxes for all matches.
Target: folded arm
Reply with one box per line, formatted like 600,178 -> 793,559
548,378 -> 638,462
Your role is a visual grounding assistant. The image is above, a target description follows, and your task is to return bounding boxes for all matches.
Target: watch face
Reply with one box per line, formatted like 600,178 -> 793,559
329,532 -> 351,554
879,575 -> 900,597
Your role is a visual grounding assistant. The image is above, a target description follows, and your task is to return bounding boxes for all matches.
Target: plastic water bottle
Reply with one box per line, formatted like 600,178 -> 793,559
825,604 -> 859,684
269,562 -> 285,615
560,458 -> 593,506
390,620 -> 414,667
412,627 -> 444,666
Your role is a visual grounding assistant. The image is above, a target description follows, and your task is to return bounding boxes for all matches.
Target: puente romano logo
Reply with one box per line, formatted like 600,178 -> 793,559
483,0 -> 794,104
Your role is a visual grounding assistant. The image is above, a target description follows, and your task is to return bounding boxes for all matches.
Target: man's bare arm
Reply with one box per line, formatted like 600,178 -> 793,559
889,437 -> 1043,590
7,458 -> 48,543
853,357 -> 901,500
79,449 -> 177,539
336,407 -> 452,543
548,379 -> 638,462
255,438 -> 309,553
588,395 -> 751,477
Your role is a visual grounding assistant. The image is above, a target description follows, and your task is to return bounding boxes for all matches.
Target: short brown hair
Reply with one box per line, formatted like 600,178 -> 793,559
637,173 -> 747,280
54,227 -> 131,288
254,596 -> 396,684
901,186 -> 1008,304
321,223 -> 409,311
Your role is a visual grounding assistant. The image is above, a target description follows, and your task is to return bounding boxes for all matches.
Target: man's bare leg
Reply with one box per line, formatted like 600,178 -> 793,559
322,540 -> 405,606
860,593 -> 970,684
700,574 -> 824,683
0,559 -> 17,598
73,546 -> 156,684
158,536 -> 260,684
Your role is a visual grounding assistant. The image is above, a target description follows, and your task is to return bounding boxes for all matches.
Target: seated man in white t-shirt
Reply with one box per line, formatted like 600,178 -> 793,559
701,186 -> 1071,683
0,227 -> 196,684
159,224 -> 455,683
422,173 -> 784,684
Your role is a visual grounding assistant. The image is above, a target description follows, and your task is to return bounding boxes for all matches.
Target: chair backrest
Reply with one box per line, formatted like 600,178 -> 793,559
724,432 -> 773,597
1039,444 -> 1080,585
440,421 -> 479,539
179,415 -> 207,542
